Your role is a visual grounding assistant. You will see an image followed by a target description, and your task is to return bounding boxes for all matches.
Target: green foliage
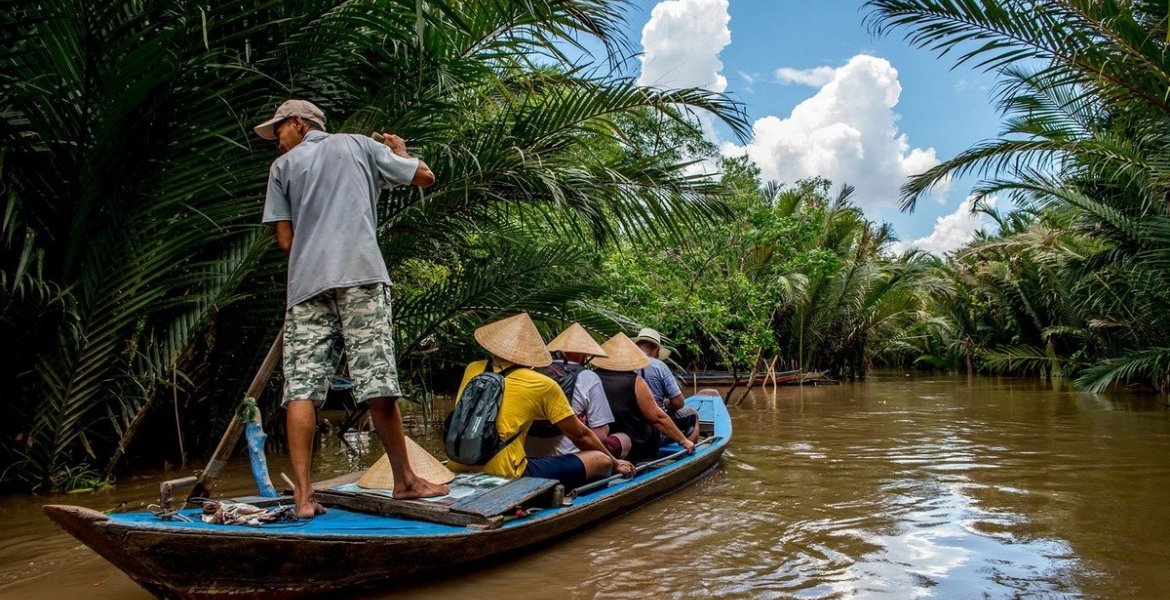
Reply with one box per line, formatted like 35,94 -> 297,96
53,463 -> 114,494
592,144 -> 933,380
866,0 -> 1170,392
0,0 -> 746,490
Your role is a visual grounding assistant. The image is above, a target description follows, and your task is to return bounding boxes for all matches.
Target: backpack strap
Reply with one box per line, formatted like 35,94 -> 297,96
494,363 -> 526,449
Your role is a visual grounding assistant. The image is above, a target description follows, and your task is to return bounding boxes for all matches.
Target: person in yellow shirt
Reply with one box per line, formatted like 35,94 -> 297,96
448,313 -> 635,488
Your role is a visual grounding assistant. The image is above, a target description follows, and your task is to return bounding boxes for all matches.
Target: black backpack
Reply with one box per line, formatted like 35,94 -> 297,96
527,361 -> 586,438
444,359 -> 525,466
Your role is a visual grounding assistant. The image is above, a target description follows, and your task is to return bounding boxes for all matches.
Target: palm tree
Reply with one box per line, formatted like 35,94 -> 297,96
865,0 -> 1170,391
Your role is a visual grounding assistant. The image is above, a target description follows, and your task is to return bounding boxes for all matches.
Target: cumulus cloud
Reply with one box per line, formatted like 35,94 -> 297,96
638,0 -> 731,92
722,55 -> 949,212
775,66 -> 836,87
891,195 -> 997,255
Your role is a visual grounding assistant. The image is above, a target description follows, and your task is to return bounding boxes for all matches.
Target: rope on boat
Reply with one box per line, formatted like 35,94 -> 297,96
197,499 -> 298,526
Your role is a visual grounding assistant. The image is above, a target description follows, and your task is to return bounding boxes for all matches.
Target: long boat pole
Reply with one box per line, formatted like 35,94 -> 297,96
187,328 -> 283,501
571,436 -> 720,498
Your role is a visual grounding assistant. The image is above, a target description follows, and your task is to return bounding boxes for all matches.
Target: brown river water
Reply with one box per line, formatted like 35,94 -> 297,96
3,373 -> 1170,599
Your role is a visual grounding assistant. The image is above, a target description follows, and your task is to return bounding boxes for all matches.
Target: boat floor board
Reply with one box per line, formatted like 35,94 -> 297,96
314,489 -> 504,530
448,476 -> 562,517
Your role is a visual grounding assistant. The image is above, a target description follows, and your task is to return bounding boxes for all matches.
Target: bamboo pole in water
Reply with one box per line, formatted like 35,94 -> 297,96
187,328 -> 283,500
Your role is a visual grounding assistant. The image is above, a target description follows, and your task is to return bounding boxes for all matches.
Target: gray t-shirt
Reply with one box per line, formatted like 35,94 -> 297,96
262,131 -> 419,307
640,357 -> 682,409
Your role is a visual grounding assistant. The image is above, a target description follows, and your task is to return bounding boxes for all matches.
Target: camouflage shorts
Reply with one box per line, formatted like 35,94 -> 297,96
282,284 -> 401,407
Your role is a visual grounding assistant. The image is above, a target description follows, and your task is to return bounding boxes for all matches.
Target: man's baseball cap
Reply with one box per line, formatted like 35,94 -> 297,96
253,99 -> 326,140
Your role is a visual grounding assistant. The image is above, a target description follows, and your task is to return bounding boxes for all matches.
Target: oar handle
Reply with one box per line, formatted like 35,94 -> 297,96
570,435 -> 720,498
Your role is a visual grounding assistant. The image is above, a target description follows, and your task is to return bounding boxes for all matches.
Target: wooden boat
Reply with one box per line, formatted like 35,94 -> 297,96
682,369 -> 800,386
44,391 -> 731,600
778,370 -> 839,385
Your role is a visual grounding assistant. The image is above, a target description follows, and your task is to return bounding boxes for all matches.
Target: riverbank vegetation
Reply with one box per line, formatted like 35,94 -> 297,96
5,0 -> 1170,492
0,0 -> 747,491
865,1 -> 1170,392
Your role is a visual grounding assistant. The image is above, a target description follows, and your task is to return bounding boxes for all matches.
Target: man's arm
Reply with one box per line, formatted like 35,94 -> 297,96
274,221 -> 294,255
410,159 -> 435,187
634,377 -> 695,453
657,363 -> 685,410
379,133 -> 435,187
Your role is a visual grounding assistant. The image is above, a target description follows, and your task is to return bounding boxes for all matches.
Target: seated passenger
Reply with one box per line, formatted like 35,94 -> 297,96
525,323 -> 627,459
448,313 -> 635,488
592,333 -> 696,462
633,327 -> 701,445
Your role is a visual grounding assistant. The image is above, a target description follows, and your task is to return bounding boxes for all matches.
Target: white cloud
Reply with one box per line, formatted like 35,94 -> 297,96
722,55 -> 950,212
953,78 -> 988,94
891,195 -> 997,255
638,0 -> 731,92
738,71 -> 758,86
775,66 -> 836,87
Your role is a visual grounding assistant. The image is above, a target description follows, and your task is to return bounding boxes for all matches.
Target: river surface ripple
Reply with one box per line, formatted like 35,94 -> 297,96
3,374 -> 1169,599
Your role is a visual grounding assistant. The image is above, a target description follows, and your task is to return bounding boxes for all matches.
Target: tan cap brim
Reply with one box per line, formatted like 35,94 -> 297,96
253,117 -> 282,140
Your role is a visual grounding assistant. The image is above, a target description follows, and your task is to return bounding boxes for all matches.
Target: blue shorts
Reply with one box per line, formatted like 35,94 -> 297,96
524,454 -> 587,488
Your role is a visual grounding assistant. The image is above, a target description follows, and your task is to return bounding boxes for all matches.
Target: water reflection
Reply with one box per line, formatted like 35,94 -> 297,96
4,374 -> 1170,599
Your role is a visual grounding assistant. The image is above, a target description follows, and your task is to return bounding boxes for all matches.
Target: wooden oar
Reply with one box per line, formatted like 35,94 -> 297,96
186,328 -> 284,501
571,436 -> 720,498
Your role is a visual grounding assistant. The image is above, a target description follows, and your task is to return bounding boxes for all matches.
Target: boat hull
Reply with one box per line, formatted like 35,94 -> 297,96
45,394 -> 730,600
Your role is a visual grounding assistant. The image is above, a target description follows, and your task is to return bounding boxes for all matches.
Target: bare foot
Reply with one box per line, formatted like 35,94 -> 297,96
294,496 -> 328,520
393,478 -> 449,500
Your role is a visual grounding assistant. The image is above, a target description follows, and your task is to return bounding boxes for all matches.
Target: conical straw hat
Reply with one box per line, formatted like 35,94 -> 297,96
632,327 -> 672,361
357,436 -> 455,490
474,312 -> 552,367
546,323 -> 607,357
591,333 -> 652,372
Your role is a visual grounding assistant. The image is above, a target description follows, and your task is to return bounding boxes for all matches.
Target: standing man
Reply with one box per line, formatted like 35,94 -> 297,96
632,328 -> 701,444
255,99 -> 447,518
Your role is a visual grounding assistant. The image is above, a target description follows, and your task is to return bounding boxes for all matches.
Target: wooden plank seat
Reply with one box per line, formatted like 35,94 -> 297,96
313,489 -> 505,530
448,476 -> 562,517
302,474 -> 564,530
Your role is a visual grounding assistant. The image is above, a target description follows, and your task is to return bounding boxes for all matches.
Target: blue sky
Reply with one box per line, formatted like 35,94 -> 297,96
588,0 -> 1009,253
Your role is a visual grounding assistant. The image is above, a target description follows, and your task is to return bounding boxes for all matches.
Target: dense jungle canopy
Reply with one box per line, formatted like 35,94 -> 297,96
5,0 -> 1170,492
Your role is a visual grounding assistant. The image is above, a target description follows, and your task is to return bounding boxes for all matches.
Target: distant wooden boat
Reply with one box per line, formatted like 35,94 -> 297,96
780,371 -> 838,385
44,392 -> 731,600
682,369 -> 800,386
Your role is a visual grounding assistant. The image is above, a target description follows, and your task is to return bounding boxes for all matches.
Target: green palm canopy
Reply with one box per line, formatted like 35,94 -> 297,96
0,0 -> 747,490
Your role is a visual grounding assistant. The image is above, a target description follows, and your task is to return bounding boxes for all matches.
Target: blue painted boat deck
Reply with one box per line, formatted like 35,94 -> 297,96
110,394 -> 729,538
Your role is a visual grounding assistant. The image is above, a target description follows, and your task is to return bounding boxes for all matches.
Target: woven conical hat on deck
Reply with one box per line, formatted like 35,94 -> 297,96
591,333 -> 652,372
546,323 -> 607,358
474,312 -> 552,367
356,436 -> 455,489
